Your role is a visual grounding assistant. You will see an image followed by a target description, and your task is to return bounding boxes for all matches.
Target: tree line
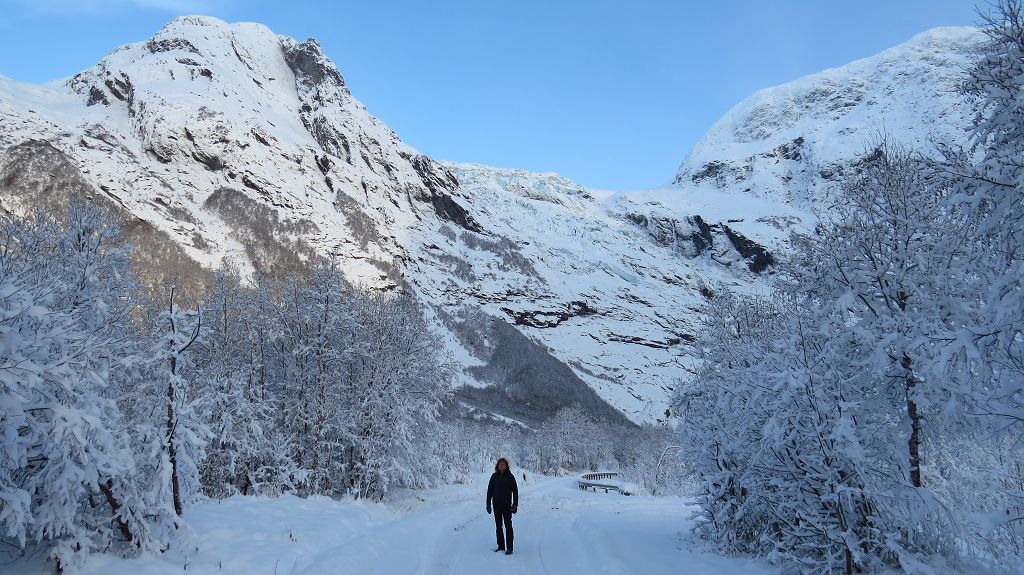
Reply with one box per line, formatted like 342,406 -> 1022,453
0,205 -> 454,571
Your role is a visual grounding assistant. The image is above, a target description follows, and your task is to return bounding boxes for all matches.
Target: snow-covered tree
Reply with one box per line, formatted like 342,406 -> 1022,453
345,293 -> 454,500
147,286 -> 209,517
0,204 -> 173,570
533,404 -> 610,474
196,271 -> 287,497
286,263 -> 352,495
608,424 -> 683,496
959,0 -> 1024,439
950,0 -> 1024,560
678,136 -> 1014,573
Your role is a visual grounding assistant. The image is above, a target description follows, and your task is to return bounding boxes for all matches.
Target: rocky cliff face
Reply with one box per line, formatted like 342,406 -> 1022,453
0,18 -> 985,425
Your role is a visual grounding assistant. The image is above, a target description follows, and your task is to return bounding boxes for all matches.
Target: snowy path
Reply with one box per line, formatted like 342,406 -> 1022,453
20,476 -> 776,575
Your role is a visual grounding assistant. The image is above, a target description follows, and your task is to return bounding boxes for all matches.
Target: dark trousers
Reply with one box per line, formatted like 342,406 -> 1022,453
493,504 -> 514,551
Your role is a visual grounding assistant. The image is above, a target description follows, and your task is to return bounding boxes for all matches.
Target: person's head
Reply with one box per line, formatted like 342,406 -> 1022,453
495,457 -> 510,474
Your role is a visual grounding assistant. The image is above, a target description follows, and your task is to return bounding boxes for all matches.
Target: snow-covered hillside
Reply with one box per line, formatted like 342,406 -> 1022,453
0,18 -> 986,424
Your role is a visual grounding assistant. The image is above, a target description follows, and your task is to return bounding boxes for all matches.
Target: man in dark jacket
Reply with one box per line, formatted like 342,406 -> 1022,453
486,457 -> 518,555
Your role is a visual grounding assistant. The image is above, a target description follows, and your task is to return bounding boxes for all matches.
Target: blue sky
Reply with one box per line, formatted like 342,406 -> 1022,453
0,0 -> 980,190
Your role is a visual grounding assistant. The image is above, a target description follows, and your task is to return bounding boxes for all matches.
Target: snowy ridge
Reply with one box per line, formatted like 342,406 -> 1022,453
673,27 -> 983,210
0,18 -> 987,424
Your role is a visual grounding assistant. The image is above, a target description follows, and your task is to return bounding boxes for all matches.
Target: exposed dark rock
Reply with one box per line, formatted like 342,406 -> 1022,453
315,154 -> 332,175
625,212 -> 648,227
408,154 -> 481,233
251,128 -> 272,147
145,144 -> 172,164
679,158 -> 751,187
689,160 -> 726,183
620,291 -> 654,308
625,212 -> 715,257
86,86 -> 109,107
301,115 -> 350,162
282,38 -> 346,89
410,154 -> 459,193
625,208 -> 774,273
146,37 -> 200,55
698,283 -> 716,300
81,125 -> 134,156
690,215 -> 714,254
176,57 -> 200,66
604,332 -> 681,349
181,126 -> 228,171
284,38 -> 360,165
191,149 -> 224,171
230,38 -> 256,72
768,136 -> 804,161
722,225 -> 775,273
104,74 -> 133,104
241,174 -> 264,194
500,300 -> 595,328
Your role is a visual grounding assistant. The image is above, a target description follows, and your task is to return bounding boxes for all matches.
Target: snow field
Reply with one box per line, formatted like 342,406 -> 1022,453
16,475 -> 776,575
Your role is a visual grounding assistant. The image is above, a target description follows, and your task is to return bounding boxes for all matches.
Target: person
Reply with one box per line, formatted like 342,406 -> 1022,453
485,457 -> 518,555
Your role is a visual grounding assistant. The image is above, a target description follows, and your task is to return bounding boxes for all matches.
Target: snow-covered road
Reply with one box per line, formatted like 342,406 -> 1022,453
297,476 -> 773,575
17,476 -> 776,575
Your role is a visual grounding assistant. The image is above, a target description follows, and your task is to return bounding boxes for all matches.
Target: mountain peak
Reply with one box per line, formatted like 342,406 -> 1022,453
150,16 -> 349,93
151,14 -> 280,51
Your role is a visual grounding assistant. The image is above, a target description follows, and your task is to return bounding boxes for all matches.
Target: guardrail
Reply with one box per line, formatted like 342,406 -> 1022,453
577,472 -> 633,495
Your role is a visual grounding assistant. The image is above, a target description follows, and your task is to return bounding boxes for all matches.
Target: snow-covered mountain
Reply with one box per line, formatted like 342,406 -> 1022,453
667,27 -> 982,214
0,18 -> 986,425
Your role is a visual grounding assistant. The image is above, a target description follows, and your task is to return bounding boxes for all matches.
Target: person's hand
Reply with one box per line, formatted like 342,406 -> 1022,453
486,505 -> 491,515
511,505 -> 517,514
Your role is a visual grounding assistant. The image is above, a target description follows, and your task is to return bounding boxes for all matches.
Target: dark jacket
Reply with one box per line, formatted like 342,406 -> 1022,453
486,469 -> 519,508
